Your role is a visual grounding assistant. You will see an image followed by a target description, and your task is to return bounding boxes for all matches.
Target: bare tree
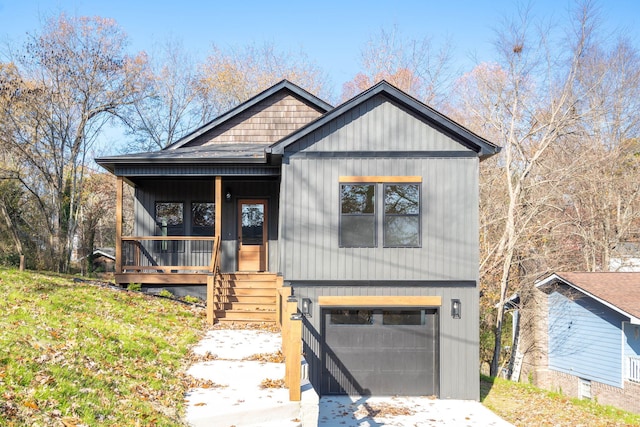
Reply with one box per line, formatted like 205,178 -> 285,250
0,14 -> 150,272
454,2 -> 614,376
194,42 -> 331,123
342,25 -> 455,106
123,38 -> 200,151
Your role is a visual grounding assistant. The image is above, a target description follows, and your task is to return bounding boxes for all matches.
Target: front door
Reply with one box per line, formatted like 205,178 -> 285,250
237,199 -> 268,271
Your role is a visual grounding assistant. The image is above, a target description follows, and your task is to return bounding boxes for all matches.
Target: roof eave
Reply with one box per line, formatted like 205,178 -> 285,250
536,273 -> 640,324
268,81 -> 501,158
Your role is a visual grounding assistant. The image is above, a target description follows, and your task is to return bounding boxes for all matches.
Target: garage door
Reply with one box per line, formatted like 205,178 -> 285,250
321,307 -> 439,396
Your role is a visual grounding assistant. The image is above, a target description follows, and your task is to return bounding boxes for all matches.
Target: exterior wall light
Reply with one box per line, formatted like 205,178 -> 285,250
451,299 -> 461,319
225,189 -> 232,202
301,298 -> 312,317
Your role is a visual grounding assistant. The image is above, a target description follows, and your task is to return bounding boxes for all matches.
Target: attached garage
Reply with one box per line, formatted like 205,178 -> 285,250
319,296 -> 440,396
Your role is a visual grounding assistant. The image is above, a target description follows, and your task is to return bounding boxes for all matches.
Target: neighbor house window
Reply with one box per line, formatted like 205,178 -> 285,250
340,184 -> 376,247
192,202 -> 215,236
384,184 -> 420,247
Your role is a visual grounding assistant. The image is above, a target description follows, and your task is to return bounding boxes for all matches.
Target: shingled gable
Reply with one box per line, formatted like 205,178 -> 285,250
536,272 -> 640,323
268,80 -> 501,159
165,79 -> 333,149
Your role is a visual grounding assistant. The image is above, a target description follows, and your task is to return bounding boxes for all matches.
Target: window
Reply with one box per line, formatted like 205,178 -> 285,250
384,184 -> 420,247
155,202 -> 184,252
192,202 -> 215,236
339,178 -> 421,248
155,202 -> 184,236
330,309 -> 374,325
340,184 -> 376,247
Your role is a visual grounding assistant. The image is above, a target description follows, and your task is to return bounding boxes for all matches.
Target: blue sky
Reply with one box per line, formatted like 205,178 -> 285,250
1,0 -> 639,97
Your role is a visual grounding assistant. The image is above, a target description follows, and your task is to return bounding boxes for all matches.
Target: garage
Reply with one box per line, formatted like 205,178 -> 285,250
321,307 -> 439,396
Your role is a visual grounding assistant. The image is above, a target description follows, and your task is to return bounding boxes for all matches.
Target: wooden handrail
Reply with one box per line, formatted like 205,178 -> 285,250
122,236 -> 216,241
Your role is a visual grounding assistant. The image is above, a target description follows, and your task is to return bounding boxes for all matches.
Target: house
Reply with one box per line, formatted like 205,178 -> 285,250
535,272 -> 640,413
96,79 -> 500,399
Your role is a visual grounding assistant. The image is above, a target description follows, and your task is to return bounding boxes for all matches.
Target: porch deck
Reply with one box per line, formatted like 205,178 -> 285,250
114,236 -> 282,323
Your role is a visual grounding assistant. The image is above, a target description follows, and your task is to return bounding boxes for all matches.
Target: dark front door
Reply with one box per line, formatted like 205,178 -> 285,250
321,307 -> 439,396
237,199 -> 268,271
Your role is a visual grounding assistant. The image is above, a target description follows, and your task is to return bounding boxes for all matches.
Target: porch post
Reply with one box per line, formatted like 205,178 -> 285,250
207,176 -> 223,324
215,176 -> 222,237
115,176 -> 123,275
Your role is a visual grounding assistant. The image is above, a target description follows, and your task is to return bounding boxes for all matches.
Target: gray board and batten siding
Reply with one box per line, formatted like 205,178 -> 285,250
292,284 -> 480,400
278,93 -> 483,399
278,94 -> 480,282
134,178 -> 280,273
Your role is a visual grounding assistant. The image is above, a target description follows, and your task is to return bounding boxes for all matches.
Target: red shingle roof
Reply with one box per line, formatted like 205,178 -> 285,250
548,272 -> 640,319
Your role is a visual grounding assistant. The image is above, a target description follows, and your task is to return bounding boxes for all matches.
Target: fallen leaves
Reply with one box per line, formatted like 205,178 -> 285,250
244,349 -> 284,363
260,378 -> 286,389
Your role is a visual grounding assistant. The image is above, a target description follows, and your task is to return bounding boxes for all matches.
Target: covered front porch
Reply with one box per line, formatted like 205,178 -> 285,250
112,174 -> 283,323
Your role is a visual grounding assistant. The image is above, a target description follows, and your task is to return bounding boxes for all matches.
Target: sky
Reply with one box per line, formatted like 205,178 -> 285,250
1,0 -> 639,98
0,0 -> 638,156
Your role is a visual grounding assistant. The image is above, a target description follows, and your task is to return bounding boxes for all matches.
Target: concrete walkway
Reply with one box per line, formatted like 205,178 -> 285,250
183,327 -> 514,427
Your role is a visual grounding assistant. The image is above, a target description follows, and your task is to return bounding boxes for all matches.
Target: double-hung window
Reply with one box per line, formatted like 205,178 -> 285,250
340,184 -> 376,247
339,177 -> 421,248
383,184 -> 420,247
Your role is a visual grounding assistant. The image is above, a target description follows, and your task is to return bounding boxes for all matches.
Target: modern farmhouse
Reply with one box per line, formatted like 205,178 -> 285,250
96,80 -> 500,399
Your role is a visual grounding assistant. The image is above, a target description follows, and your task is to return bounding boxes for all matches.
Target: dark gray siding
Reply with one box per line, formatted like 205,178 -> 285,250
285,95 -> 469,153
279,156 -> 479,281
134,178 -> 280,272
292,284 -> 479,400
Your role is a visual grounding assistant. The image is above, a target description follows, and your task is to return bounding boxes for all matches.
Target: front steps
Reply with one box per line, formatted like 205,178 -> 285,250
213,273 -> 279,323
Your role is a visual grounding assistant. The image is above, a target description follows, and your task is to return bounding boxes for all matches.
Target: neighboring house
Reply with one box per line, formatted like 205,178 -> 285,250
90,248 -> 116,273
96,80 -> 500,399
535,272 -> 640,413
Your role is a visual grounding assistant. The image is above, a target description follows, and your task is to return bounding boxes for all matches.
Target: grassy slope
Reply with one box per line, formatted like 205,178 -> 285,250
0,267 -> 205,426
481,375 -> 640,426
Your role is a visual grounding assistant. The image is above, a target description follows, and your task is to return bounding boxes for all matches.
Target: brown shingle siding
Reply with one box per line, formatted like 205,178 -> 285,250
185,91 -> 324,147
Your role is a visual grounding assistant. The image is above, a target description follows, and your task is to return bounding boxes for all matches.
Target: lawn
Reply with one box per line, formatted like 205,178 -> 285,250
0,267 -> 206,426
482,375 -> 640,426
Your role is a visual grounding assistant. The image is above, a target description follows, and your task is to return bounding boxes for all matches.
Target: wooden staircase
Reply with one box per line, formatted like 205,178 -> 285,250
213,273 -> 279,323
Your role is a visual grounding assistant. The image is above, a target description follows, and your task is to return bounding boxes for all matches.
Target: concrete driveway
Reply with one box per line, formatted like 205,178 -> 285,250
184,327 -> 513,427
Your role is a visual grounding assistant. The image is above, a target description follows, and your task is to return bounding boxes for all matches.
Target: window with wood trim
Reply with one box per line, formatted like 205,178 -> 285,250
339,178 -> 421,249
340,184 -> 376,247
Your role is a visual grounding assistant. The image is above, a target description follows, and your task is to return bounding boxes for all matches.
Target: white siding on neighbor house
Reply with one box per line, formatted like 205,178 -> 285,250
548,289 -> 627,387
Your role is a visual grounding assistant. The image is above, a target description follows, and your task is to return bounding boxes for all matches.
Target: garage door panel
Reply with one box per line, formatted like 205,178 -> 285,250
322,308 -> 439,396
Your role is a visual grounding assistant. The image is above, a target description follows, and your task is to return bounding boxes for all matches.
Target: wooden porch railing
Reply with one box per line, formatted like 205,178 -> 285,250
627,355 -> 640,383
120,236 -> 217,273
206,237 -> 222,324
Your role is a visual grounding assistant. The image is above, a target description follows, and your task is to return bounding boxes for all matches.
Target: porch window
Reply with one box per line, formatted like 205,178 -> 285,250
384,184 -> 420,247
192,202 -> 215,236
340,184 -> 376,247
155,202 -> 184,236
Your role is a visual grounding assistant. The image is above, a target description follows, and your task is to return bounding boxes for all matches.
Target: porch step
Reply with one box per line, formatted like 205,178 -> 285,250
214,273 -> 279,323
214,309 -> 277,322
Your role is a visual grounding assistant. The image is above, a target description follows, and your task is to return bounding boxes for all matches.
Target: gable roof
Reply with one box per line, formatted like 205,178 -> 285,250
165,80 -> 333,150
268,80 -> 501,160
536,272 -> 640,323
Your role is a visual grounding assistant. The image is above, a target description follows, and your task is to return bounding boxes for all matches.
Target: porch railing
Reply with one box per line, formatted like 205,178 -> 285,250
120,236 -> 217,273
627,356 -> 640,383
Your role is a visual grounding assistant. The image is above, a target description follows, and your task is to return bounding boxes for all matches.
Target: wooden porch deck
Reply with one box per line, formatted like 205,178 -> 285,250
114,236 -> 283,323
